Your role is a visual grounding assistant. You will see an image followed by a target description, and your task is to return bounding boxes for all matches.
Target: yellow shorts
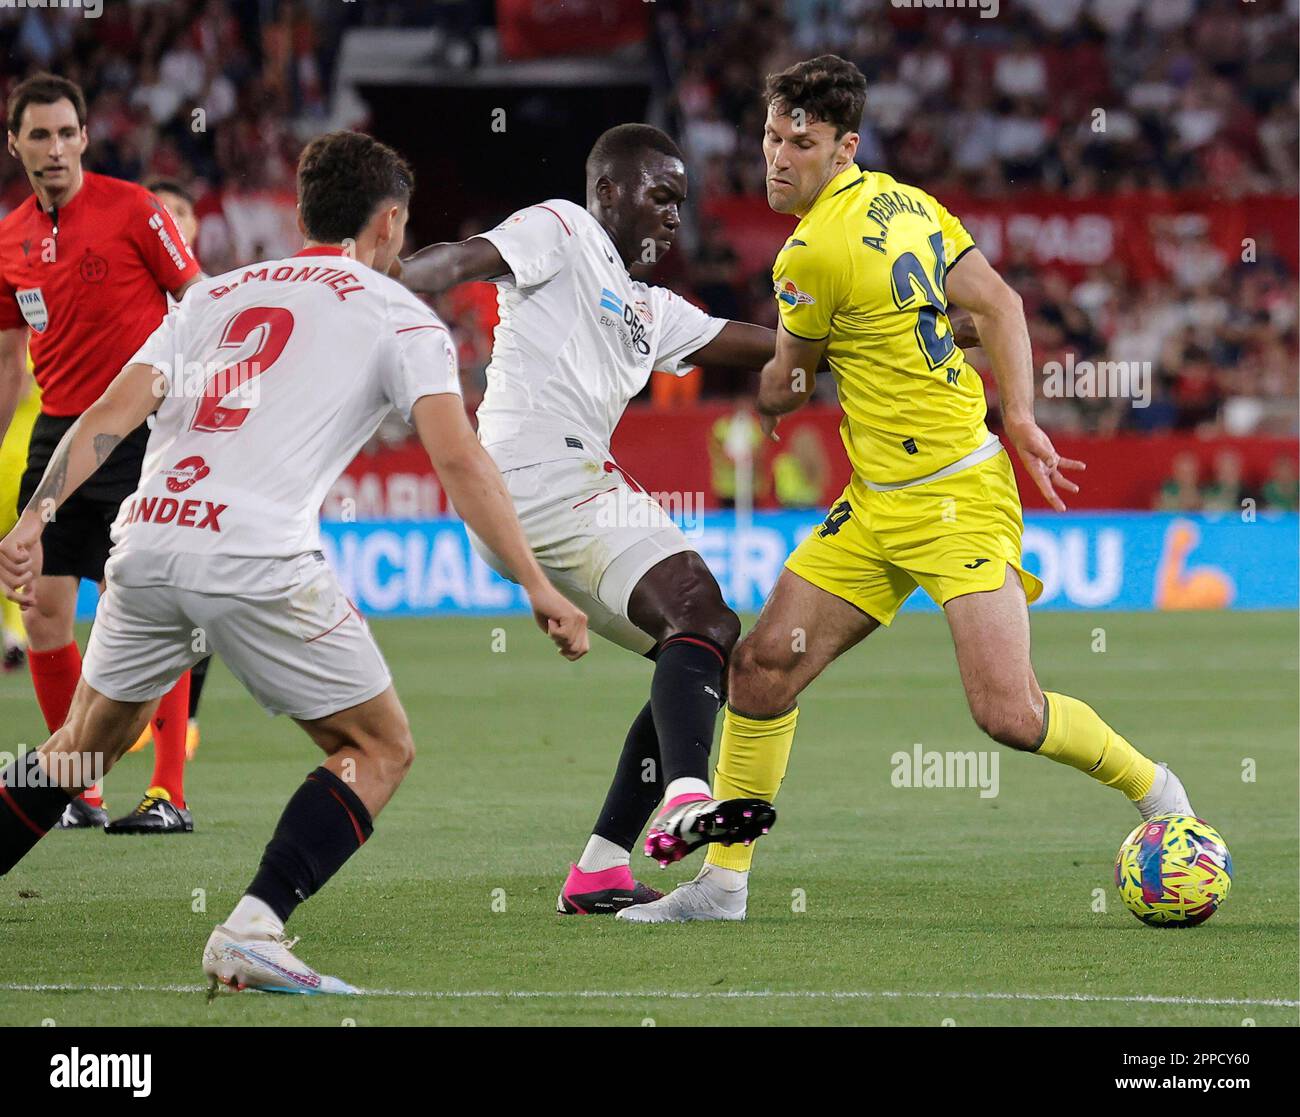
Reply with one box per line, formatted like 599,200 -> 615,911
784,450 -> 1043,625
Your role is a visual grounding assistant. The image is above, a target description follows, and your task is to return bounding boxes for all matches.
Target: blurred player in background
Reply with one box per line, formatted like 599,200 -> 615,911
400,125 -> 785,914
0,130 -> 589,993
0,353 -> 38,673
631,55 -> 1195,923
0,74 -> 201,833
146,181 -> 197,253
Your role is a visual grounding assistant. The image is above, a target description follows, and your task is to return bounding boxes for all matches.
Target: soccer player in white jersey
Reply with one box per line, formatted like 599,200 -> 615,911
0,131 -> 588,993
399,125 -> 798,915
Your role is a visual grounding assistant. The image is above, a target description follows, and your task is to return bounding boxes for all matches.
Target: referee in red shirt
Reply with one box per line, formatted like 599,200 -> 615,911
0,75 -> 201,832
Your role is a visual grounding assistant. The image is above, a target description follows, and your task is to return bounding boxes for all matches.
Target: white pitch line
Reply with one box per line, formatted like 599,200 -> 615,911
1,983 -> 1295,1008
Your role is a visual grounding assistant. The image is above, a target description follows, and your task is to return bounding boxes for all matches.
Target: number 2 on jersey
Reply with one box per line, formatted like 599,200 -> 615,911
889,231 -> 955,371
190,306 -> 294,432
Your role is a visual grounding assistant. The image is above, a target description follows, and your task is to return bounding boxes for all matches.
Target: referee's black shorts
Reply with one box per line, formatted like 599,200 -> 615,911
17,413 -> 151,583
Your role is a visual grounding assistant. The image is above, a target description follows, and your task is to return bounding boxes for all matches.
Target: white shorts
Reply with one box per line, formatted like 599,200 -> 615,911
82,553 -> 392,721
467,456 -> 693,654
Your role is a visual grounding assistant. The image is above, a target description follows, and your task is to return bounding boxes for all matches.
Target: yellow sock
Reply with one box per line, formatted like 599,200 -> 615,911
1036,691 -> 1155,800
1,594 -> 25,646
705,705 -> 798,872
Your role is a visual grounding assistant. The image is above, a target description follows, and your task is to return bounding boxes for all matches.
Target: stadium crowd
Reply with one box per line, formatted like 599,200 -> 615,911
1,0 -> 1295,440
658,0 -> 1299,434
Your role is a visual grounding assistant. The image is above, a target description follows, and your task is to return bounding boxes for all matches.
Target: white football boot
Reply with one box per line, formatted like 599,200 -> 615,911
616,863 -> 748,923
1136,762 -> 1195,821
203,924 -> 358,995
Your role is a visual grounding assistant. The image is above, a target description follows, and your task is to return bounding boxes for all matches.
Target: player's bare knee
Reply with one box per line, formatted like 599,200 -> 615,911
370,717 -> 416,782
970,695 -> 1040,752
655,565 -> 739,655
391,726 -> 416,777
728,635 -> 796,716
24,600 -> 74,650
713,606 -> 741,656
666,602 -> 739,657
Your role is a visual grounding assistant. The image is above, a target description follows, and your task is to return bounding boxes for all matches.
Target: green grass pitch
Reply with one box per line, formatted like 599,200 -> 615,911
1,610 -> 1295,1026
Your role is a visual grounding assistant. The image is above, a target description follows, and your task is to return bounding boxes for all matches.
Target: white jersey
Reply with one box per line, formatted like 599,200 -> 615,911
474,198 -> 725,471
108,247 -> 458,585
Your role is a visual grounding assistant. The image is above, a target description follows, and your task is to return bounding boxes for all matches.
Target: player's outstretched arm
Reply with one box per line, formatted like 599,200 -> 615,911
754,323 -> 828,441
684,321 -> 775,368
396,238 -> 512,297
946,249 -> 1084,511
409,393 -> 588,660
0,361 -> 162,603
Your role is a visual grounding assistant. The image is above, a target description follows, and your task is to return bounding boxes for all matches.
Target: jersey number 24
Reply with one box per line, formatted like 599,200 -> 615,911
888,231 -> 955,371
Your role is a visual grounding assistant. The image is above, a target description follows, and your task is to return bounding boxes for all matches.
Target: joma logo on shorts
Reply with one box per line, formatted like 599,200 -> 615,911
122,496 -> 226,532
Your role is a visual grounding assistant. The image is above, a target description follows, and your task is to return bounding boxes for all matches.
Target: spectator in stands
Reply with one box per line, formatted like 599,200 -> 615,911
772,426 -> 829,512
1260,456 -> 1299,513
708,406 -> 768,510
1201,450 -> 1252,514
1155,451 -> 1203,512
1171,348 -> 1222,431
692,220 -> 743,323
0,0 -> 1294,446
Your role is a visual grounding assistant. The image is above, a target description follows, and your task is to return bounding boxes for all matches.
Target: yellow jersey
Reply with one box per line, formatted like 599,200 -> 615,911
772,163 -> 987,486
0,353 -> 40,532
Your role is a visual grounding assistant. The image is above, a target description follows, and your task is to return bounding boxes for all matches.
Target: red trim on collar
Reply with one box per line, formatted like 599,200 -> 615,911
294,245 -> 350,258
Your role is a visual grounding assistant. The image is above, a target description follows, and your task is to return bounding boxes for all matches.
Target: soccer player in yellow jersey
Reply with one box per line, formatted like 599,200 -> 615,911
620,54 -> 1194,923
0,355 -> 38,671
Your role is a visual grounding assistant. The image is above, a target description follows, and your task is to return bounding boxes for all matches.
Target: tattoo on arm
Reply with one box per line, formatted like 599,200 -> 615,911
93,433 -> 121,465
30,435 -> 71,514
27,424 -> 119,520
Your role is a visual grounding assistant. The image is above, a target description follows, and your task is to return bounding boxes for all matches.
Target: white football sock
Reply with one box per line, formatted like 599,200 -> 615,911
225,894 -> 285,938
700,863 -> 748,891
577,834 -> 630,873
663,777 -> 711,803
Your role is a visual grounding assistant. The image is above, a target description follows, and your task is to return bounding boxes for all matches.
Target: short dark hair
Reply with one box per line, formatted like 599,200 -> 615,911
6,73 -> 88,136
585,123 -> 683,189
764,54 -> 866,138
297,130 -> 414,244
144,178 -> 195,207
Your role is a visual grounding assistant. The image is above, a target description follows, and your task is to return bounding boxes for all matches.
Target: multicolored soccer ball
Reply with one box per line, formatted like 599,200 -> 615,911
1114,814 -> 1232,927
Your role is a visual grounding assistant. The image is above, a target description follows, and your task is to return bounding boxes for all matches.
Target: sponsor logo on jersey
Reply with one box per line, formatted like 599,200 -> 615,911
774,279 -> 815,307
121,496 -> 227,532
596,287 -> 651,356
148,212 -> 190,271
162,455 -> 211,493
15,288 -> 48,332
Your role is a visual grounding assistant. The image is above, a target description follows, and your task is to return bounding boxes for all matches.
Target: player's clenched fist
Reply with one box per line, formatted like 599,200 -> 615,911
0,515 -> 43,605
525,581 -> 589,661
